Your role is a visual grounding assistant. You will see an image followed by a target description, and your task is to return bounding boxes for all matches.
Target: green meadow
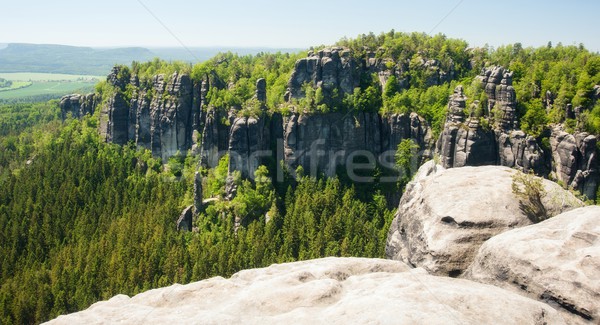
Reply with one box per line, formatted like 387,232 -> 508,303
0,72 -> 102,101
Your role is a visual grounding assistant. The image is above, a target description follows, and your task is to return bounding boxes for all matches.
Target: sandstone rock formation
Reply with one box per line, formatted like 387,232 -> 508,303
438,86 -> 497,168
199,108 -> 231,168
96,66 -> 200,161
61,53 -> 600,200
46,257 -> 566,324
550,125 -> 599,199
465,206 -> 600,325
59,93 -> 98,119
176,205 -> 193,232
438,67 -> 546,174
227,79 -> 275,179
282,111 -> 432,177
228,116 -> 271,178
385,162 -> 583,276
288,48 -> 359,100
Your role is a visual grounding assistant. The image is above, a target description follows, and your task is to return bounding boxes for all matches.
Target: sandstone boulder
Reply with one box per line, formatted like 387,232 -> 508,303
46,257 -> 565,325
385,162 -> 583,276
465,206 -> 600,325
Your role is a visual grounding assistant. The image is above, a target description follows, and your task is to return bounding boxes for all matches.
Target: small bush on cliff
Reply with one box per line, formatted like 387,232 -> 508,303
511,172 -> 547,223
395,139 -> 420,184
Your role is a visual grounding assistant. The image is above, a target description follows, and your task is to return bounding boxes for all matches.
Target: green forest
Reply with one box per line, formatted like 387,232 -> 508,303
2,31 -> 600,324
0,101 -> 394,324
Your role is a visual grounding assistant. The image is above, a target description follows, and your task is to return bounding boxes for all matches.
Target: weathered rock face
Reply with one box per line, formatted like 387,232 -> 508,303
59,93 -> 98,119
226,79 -> 277,179
148,72 -> 194,160
438,86 -> 497,168
228,116 -> 271,178
496,130 -> 546,172
99,92 -> 129,144
283,111 -> 433,177
288,48 -> 359,100
438,67 -> 547,175
176,205 -> 193,232
287,47 -> 454,102
255,78 -> 266,102
465,206 -> 600,325
550,125 -> 599,199
222,65 -> 435,183
46,257 -> 566,325
385,162 -> 583,277
98,66 -> 200,160
90,56 -> 598,199
199,108 -> 231,168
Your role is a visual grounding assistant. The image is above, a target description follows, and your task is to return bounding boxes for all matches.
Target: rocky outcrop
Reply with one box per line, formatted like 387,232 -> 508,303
481,66 -> 518,129
283,111 -> 433,177
99,92 -> 129,144
288,48 -> 359,100
550,125 -> 599,199
176,205 -> 193,232
228,116 -> 271,178
385,162 -> 583,277
465,206 -> 600,325
98,66 -> 200,160
223,67 -> 434,183
438,86 -> 497,168
438,67 -> 546,175
227,79 -> 273,179
59,93 -> 98,119
199,108 -> 232,168
287,48 -> 453,102
46,257 -> 566,324
89,55 -> 598,200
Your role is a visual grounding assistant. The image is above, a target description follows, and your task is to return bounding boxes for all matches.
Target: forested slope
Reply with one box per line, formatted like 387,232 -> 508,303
0,104 -> 392,324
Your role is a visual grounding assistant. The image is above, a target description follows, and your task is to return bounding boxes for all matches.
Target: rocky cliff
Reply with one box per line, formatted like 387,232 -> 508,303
436,66 -> 598,199
230,49 -> 436,181
550,125 -> 599,198
59,93 -> 98,120
88,66 -> 200,161
60,50 -> 599,200
218,49 -> 437,182
438,67 -> 545,172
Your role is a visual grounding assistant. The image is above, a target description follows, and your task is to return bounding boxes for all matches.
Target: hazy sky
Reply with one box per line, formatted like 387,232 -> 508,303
2,0 -> 599,51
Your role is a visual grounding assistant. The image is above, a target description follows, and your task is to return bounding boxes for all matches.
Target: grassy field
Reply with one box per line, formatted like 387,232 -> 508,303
0,81 -> 96,99
0,72 -> 102,101
0,81 -> 33,92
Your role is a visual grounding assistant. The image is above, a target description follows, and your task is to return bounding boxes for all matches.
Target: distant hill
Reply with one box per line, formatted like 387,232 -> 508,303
0,43 -> 302,76
0,43 -> 155,75
149,47 -> 303,62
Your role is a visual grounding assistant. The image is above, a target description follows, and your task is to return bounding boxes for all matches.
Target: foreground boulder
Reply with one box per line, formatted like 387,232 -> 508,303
465,206 -> 600,325
46,257 -> 565,324
386,161 -> 583,276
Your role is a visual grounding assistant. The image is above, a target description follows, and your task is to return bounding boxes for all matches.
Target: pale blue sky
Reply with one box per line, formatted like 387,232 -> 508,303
2,0 -> 599,51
